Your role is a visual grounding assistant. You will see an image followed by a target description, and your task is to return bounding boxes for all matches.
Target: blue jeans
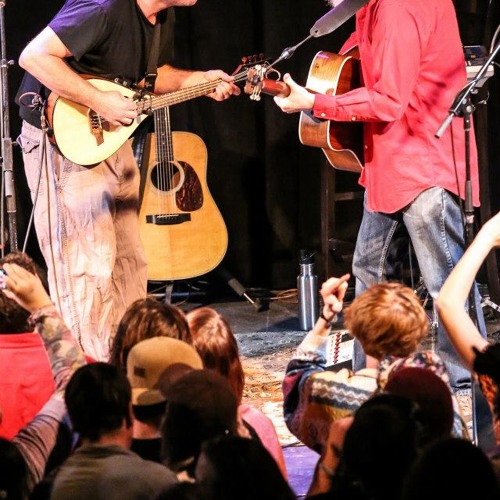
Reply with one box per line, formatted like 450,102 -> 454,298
352,187 -> 486,391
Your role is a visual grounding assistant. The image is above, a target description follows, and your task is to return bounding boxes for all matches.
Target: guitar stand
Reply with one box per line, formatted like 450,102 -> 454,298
214,266 -> 267,312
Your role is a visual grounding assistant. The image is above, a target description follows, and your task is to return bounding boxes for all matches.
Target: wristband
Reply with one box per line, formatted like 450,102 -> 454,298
319,311 -> 336,328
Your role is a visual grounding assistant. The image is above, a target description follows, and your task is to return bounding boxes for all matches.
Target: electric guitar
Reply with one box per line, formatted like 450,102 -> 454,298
244,50 -> 364,173
138,106 -> 228,281
46,56 -> 266,166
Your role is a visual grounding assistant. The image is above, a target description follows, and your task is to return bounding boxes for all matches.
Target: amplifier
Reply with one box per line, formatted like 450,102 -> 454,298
464,45 -> 495,87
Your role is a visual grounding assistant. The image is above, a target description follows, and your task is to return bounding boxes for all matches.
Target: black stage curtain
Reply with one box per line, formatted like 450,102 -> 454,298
5,0 -> 500,293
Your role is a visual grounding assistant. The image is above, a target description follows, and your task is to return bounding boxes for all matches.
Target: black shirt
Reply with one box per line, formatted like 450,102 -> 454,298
16,0 -> 175,128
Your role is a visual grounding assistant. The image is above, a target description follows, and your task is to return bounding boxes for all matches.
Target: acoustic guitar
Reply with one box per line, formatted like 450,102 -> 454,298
138,106 -> 228,281
46,56 -> 266,166
244,50 -> 364,173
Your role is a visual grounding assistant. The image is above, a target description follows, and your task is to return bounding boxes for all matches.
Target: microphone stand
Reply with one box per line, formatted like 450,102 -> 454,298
435,40 -> 498,446
0,1 -> 17,255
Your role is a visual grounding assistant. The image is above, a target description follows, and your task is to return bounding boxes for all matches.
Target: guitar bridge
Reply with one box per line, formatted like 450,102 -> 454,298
88,110 -> 104,145
146,213 -> 191,225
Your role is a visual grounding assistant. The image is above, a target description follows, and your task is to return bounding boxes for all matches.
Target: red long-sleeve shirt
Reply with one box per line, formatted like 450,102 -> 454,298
313,0 -> 479,213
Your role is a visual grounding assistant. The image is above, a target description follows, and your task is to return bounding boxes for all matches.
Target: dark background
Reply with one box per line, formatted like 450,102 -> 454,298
3,0 -> 500,297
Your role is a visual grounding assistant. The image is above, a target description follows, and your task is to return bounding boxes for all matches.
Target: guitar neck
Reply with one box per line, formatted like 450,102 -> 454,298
255,79 -> 290,98
148,70 -> 250,111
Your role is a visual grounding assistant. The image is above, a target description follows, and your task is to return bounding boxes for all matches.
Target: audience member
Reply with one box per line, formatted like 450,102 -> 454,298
155,481 -> 202,500
401,437 -> 500,500
384,366 -> 455,443
436,210 -> 500,472
0,252 -> 54,439
109,297 -> 191,370
308,366 -> 458,496
187,306 -> 287,478
0,261 -> 86,498
283,276 -> 467,454
50,362 -> 178,499
308,394 -> 425,500
193,434 -> 296,500
127,336 -> 203,462
159,369 -> 242,480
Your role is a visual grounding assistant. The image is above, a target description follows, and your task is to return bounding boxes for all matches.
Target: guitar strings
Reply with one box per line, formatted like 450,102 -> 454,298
149,67 -> 254,111
153,107 -> 174,218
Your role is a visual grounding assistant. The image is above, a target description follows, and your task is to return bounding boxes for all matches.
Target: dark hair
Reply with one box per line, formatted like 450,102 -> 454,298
0,251 -> 48,333
0,437 -> 28,499
329,394 -> 422,500
64,363 -> 132,442
195,434 -> 295,500
384,367 -> 454,444
155,482 -> 202,500
132,401 -> 166,425
109,297 -> 191,370
402,437 -> 500,500
161,370 -> 238,474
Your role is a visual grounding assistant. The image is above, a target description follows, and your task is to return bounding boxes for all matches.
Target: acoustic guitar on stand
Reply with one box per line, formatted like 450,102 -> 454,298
138,106 -> 228,281
244,50 -> 364,173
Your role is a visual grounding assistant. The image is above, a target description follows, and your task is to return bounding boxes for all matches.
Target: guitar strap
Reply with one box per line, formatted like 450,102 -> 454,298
134,20 -> 162,205
144,22 -> 162,92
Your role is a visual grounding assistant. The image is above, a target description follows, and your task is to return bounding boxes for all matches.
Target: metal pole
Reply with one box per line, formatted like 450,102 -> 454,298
0,0 -> 18,254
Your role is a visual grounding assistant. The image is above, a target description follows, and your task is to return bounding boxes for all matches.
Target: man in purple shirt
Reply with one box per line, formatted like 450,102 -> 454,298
15,0 -> 240,362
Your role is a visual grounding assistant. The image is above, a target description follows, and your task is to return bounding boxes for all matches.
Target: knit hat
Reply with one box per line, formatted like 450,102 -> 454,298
385,367 -> 454,442
161,369 -> 238,471
127,337 -> 203,406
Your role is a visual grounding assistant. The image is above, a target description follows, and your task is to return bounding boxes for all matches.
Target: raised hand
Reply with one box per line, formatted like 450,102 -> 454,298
320,274 -> 350,320
1,263 -> 52,313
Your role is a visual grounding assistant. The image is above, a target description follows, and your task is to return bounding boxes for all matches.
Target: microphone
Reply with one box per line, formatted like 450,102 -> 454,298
310,0 -> 370,38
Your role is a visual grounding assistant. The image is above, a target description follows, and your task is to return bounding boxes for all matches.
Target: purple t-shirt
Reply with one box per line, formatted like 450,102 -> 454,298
16,0 -> 174,127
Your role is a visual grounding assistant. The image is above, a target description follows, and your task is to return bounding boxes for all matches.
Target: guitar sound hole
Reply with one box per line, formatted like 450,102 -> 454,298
151,162 -> 181,192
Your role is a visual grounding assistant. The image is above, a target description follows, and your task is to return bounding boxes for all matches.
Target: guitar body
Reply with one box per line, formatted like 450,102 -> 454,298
298,51 -> 364,173
139,131 -> 228,281
47,78 -> 148,166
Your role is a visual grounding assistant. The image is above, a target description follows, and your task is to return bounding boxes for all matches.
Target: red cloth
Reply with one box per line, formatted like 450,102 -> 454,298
0,333 -> 55,439
313,0 -> 479,214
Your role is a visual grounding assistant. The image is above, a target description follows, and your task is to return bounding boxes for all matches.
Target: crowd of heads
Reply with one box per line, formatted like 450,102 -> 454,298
1,250 -> 500,499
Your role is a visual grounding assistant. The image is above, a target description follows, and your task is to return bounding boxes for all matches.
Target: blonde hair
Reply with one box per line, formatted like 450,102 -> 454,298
343,282 -> 429,359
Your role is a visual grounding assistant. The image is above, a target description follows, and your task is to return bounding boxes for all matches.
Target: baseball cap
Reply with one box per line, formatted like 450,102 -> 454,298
161,369 -> 239,471
127,336 -> 203,406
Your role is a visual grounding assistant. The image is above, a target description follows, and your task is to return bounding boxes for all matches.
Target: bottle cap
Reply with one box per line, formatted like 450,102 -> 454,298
299,249 -> 315,265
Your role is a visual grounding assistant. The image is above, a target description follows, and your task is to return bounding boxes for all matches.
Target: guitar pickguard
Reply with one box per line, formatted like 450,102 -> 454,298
175,161 -> 203,211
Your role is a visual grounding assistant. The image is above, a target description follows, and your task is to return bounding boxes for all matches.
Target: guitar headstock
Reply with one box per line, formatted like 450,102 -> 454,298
243,65 -> 290,101
231,54 -> 267,76
230,54 -> 272,90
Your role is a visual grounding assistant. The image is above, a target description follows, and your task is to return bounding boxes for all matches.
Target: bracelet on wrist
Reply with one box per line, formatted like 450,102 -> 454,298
319,311 -> 336,328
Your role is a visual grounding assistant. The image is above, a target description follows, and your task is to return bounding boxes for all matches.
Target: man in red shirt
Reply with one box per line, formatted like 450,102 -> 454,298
273,0 -> 486,394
